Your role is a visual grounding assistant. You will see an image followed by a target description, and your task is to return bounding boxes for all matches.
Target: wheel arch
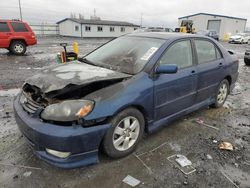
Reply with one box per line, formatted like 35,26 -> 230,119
10,39 -> 27,46
112,104 -> 149,133
224,75 -> 232,86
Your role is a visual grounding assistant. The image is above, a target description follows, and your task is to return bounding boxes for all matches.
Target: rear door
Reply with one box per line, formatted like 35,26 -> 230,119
194,39 -> 225,103
0,22 -> 11,48
10,22 -> 29,40
154,39 -> 197,121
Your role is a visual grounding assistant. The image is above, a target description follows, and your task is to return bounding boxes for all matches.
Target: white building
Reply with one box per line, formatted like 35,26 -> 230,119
57,18 -> 140,38
178,13 -> 247,39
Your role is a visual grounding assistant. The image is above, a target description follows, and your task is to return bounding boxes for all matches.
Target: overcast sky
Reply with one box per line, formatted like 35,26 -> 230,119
0,0 -> 249,28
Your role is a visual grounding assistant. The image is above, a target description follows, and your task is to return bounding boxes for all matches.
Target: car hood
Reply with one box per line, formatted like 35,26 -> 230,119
25,61 -> 132,93
230,35 -> 242,39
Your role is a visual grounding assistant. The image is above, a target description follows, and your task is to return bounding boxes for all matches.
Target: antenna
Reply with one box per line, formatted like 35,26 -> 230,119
94,8 -> 96,17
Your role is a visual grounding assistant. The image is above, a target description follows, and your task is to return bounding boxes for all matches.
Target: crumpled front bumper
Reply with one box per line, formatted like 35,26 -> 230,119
13,94 -> 111,169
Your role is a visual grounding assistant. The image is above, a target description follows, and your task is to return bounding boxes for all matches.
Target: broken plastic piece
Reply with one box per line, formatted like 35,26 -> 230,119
167,154 -> 196,175
206,154 -> 213,160
23,171 -> 32,177
175,155 -> 192,167
219,142 -> 233,151
195,118 -> 219,130
213,140 -> 218,144
123,175 -> 141,187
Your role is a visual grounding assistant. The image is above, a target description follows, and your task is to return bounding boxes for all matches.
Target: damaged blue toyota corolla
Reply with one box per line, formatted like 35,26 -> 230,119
14,32 -> 239,168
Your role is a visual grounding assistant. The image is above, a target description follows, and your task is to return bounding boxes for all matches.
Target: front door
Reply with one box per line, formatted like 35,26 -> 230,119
0,22 -> 11,48
154,39 -> 197,121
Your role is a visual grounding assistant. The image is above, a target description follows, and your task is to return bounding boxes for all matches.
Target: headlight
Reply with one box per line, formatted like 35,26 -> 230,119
41,100 -> 94,121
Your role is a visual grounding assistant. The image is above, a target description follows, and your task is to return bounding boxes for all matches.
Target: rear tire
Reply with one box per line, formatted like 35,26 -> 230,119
245,59 -> 250,66
212,79 -> 229,108
102,108 -> 145,158
9,41 -> 26,55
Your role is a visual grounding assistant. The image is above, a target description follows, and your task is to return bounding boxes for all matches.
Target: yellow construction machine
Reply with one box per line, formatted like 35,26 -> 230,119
176,20 -> 195,33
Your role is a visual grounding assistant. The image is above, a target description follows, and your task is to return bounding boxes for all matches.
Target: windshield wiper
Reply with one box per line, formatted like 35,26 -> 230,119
79,57 -> 97,66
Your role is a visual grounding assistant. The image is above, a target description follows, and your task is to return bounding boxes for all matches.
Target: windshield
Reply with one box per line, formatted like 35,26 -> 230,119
84,36 -> 165,74
238,33 -> 246,36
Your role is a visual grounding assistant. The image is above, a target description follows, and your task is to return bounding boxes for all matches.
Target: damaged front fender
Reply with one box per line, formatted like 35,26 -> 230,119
83,72 -> 154,125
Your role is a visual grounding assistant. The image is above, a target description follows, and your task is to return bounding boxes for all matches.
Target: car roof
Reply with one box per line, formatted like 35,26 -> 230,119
0,19 -> 24,23
127,32 -> 197,40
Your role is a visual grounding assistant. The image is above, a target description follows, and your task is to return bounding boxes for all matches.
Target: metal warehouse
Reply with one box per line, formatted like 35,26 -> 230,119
57,18 -> 140,38
178,13 -> 247,39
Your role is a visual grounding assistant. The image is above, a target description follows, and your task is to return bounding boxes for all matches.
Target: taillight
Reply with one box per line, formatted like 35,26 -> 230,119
31,32 -> 36,38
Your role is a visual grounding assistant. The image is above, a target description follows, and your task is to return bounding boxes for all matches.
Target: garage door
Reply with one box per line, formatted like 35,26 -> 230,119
207,20 -> 221,33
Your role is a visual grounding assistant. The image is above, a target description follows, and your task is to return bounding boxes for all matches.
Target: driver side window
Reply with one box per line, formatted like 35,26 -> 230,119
159,40 -> 193,69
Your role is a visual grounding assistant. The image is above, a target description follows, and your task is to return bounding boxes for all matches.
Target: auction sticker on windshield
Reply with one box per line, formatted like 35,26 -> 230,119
140,47 -> 158,61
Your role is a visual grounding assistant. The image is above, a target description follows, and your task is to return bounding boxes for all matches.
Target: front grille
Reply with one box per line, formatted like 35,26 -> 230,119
20,92 -> 44,114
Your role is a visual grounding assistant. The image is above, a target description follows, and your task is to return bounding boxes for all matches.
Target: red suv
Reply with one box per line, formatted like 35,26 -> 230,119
0,20 -> 37,55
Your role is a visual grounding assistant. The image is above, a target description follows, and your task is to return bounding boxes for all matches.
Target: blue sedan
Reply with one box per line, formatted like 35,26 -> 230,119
14,32 -> 239,168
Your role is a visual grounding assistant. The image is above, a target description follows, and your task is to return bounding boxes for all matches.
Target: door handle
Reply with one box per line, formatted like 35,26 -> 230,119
191,70 -> 196,74
218,62 -> 223,67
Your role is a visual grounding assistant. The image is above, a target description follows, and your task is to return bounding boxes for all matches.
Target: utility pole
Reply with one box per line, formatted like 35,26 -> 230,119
18,0 -> 23,20
140,13 -> 143,28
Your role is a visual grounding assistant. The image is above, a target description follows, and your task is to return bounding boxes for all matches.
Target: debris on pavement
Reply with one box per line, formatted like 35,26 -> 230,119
221,171 -> 240,188
122,175 -> 141,187
213,140 -> 218,144
133,154 -> 153,174
0,162 -> 42,170
167,154 -> 196,175
183,181 -> 188,185
13,174 -> 19,180
206,154 -> 213,160
218,142 -> 234,151
195,118 -> 219,130
23,171 -> 32,177
175,155 -> 192,167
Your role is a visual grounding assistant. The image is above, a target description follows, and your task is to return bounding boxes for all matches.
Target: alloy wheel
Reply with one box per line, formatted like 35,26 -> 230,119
217,83 -> 228,104
112,116 -> 140,151
14,44 -> 24,53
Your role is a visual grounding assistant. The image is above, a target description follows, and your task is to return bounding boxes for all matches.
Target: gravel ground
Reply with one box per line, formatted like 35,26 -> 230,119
0,37 -> 249,188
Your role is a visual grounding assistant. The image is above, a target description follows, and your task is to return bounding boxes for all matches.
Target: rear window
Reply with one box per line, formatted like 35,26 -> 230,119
0,22 -> 10,32
11,22 -> 28,32
195,40 -> 217,64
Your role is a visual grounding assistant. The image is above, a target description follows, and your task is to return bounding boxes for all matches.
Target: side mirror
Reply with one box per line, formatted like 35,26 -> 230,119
155,64 -> 178,74
60,43 -> 68,47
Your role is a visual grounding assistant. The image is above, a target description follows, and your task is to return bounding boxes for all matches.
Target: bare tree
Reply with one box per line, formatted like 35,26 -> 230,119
79,13 -> 84,20
70,13 -> 76,18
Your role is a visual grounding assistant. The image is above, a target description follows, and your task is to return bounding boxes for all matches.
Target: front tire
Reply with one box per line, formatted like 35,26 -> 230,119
10,41 -> 26,55
212,79 -> 229,108
244,59 -> 250,66
102,108 -> 145,158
